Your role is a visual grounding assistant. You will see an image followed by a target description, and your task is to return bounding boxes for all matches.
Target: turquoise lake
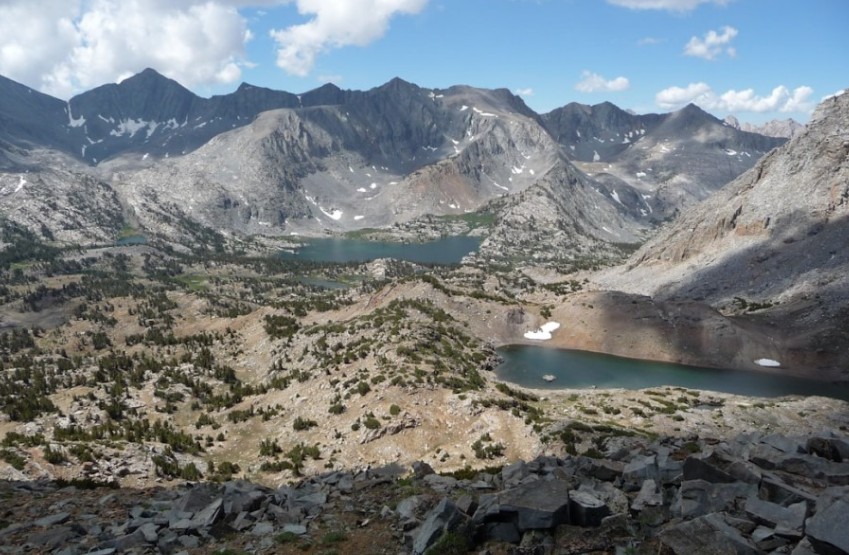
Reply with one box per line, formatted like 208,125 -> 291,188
279,236 -> 481,264
496,345 -> 849,401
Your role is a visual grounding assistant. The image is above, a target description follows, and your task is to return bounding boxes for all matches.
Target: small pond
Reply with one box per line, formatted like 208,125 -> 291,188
279,236 -> 481,264
116,235 -> 148,246
496,345 -> 849,401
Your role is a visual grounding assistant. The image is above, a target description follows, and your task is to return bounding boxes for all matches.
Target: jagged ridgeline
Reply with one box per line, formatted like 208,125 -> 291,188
0,69 -> 784,261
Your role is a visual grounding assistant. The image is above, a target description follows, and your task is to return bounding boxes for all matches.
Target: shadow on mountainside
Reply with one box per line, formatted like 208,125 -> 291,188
599,210 -> 849,381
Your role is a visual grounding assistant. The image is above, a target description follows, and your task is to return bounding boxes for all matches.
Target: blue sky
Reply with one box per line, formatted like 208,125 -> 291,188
1,0 -> 846,123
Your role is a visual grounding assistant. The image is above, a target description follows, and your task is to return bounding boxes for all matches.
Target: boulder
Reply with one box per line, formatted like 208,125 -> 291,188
673,479 -> 754,519
33,512 -> 71,527
631,479 -> 663,513
411,461 -> 435,479
472,478 -> 571,542
191,497 -> 223,528
496,479 -> 571,532
806,499 -> 849,555
791,537 -> 819,555
623,455 -> 658,486
412,498 -> 468,555
568,490 -> 610,527
744,496 -> 806,538
759,475 -> 818,510
584,458 -> 624,482
174,486 -> 216,514
808,436 -> 849,462
750,525 -> 788,551
683,456 -> 736,483
659,513 -> 760,555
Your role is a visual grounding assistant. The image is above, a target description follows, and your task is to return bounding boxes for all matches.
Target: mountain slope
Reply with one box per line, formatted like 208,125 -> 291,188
598,91 -> 849,375
544,102 -> 786,221
0,75 -> 74,167
115,80 -> 570,240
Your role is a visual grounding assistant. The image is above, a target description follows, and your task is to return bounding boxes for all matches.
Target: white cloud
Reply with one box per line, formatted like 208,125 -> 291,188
607,0 -> 730,11
0,0 -> 257,98
684,26 -> 738,60
821,89 -> 846,101
514,87 -> 534,97
637,37 -> 665,46
270,0 -> 428,77
656,82 -> 816,113
575,71 -> 630,93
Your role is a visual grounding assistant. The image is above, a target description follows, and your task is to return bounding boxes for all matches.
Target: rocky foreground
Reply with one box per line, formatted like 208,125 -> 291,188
1,429 -> 848,555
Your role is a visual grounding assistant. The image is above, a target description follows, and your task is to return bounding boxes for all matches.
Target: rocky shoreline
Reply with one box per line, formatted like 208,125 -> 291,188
2,429 -> 848,554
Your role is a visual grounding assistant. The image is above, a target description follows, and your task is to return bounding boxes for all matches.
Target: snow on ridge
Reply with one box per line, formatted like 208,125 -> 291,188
755,358 -> 781,367
67,103 -> 85,128
524,322 -> 561,341
110,118 -> 150,138
473,107 -> 497,117
14,175 -> 26,193
610,190 -> 624,205
320,207 -> 343,221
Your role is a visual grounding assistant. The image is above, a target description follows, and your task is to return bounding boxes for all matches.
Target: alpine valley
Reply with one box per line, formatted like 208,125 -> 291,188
0,70 -> 847,555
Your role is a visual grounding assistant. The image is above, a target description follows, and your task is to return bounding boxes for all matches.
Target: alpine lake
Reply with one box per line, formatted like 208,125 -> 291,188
282,235 -> 849,401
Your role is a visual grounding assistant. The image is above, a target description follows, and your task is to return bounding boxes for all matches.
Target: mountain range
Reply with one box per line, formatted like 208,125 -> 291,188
0,69 -> 786,256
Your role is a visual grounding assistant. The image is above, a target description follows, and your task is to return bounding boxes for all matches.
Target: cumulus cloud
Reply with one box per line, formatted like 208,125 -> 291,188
514,88 -> 534,97
684,26 -> 738,60
575,71 -> 630,93
270,0 -> 428,77
0,0 -> 257,98
656,82 -> 816,113
607,0 -> 730,11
